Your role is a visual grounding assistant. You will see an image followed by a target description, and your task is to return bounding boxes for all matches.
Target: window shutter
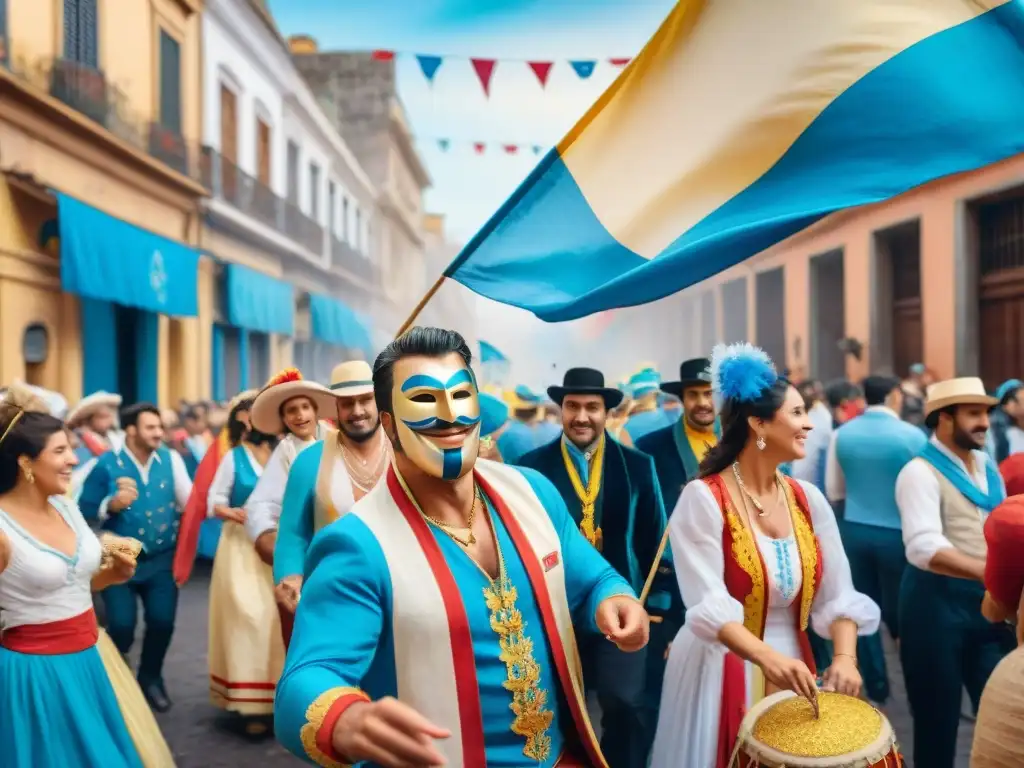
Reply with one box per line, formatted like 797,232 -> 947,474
78,0 -> 98,67
159,30 -> 182,133
63,0 -> 79,61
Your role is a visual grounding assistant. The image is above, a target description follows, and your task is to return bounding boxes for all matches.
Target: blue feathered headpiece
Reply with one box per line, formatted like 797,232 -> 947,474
710,343 -> 778,407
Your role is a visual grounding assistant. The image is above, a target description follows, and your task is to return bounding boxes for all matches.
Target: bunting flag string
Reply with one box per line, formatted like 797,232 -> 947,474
417,136 -> 550,156
369,49 -> 632,95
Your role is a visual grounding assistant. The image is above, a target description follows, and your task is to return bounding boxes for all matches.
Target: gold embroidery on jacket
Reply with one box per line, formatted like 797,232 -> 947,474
783,481 -> 819,630
724,502 -> 766,636
484,576 -> 554,761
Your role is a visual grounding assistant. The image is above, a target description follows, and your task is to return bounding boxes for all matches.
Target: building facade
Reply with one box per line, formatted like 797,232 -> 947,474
0,0 -> 208,406
675,154 -> 1024,390
201,0 -> 380,395
420,212 -> 478,350
287,39 -> 432,343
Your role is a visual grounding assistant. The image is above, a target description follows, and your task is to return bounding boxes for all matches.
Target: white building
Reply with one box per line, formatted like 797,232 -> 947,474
200,0 -> 382,392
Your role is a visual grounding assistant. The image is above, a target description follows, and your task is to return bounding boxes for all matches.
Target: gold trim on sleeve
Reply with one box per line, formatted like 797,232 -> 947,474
299,686 -> 366,768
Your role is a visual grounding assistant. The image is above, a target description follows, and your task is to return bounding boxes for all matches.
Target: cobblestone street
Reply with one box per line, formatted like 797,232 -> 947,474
153,564 -> 971,767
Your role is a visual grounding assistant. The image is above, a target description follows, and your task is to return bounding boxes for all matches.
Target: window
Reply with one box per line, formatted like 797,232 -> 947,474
309,162 -> 320,219
342,196 -> 349,241
248,332 -> 270,386
355,207 -> 361,251
286,140 -> 300,204
328,182 -> 336,236
158,30 -> 182,133
256,118 -> 271,185
63,0 -> 98,67
219,85 -> 237,161
0,0 -> 9,65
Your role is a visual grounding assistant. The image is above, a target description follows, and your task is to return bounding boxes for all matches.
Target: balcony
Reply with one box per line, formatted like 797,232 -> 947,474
202,146 -> 327,258
0,50 -> 204,184
332,235 -> 375,283
284,199 -> 324,255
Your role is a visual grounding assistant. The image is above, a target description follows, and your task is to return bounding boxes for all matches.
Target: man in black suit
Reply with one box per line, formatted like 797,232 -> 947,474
517,367 -> 665,768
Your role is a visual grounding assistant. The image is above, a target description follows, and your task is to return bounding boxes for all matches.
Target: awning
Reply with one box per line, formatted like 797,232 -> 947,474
308,292 -> 373,354
57,192 -> 200,317
479,340 -> 508,364
224,263 -> 295,336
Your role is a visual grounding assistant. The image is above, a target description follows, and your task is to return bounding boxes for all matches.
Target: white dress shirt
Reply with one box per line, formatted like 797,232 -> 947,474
894,436 -> 1000,571
244,432 -> 321,542
824,405 -> 900,503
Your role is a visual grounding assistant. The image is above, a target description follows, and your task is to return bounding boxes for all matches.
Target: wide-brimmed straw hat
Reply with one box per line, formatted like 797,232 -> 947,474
923,377 -> 998,418
250,369 -> 335,434
66,391 -> 122,428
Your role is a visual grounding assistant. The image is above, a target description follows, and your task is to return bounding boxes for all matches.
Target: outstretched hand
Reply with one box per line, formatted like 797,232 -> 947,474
333,696 -> 450,767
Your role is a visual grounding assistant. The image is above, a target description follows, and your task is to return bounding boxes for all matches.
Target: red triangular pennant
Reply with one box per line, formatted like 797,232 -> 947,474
473,142 -> 486,155
503,144 -> 519,155
372,50 -> 395,61
471,58 -> 497,97
528,61 -> 553,88
609,57 -> 631,67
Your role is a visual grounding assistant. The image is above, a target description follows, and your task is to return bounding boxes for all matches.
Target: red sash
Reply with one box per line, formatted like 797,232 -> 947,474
0,609 -> 99,654
173,430 -> 229,585
80,431 -> 108,458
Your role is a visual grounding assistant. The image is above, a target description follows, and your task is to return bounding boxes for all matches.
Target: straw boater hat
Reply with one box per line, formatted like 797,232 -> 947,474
923,377 -> 998,419
66,391 -> 122,428
250,363 -> 373,434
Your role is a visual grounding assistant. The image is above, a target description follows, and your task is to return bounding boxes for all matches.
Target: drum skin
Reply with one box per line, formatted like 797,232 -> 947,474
735,691 -> 903,768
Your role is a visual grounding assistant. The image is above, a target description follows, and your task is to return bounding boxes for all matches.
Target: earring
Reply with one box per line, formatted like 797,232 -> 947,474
23,467 -> 34,484
756,435 -> 767,451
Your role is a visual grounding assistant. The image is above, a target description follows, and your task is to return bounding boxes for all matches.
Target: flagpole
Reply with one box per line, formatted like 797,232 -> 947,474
394,274 -> 447,338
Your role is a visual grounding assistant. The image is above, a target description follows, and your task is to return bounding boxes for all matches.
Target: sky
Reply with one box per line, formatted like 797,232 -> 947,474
268,0 -> 676,385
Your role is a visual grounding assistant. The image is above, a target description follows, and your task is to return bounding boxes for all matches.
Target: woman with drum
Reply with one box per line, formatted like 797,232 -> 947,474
651,343 -> 881,768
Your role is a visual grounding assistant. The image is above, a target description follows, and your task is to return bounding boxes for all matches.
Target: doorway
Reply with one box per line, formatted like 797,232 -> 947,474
721,277 -> 748,344
809,250 -> 846,381
871,221 -> 923,378
977,195 -> 1024,389
755,267 -> 786,368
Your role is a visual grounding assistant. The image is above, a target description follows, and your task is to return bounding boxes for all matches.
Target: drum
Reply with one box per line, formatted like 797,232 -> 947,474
733,691 -> 903,767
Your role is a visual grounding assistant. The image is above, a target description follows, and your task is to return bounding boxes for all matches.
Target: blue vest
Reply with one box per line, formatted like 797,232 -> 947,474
97,446 -> 181,555
835,411 -> 927,530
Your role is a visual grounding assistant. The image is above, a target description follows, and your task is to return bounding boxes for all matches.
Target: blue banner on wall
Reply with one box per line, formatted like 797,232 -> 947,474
57,192 -> 200,317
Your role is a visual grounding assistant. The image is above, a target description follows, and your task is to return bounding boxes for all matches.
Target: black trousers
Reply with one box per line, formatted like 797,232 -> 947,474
899,566 -> 1015,768
582,637 -> 652,768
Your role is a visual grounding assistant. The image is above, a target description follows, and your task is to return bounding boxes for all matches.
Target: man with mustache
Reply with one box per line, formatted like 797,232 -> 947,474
275,327 -> 647,768
895,377 -> 1016,768
272,361 -> 391,641
518,367 -> 665,768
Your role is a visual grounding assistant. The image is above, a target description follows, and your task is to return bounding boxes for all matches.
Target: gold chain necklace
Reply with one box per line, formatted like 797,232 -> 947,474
423,487 -> 479,547
340,433 -> 389,493
731,462 -> 783,518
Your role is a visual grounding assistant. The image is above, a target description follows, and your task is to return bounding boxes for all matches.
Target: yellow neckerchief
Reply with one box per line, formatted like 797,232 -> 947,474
684,420 -> 716,463
560,434 -> 605,549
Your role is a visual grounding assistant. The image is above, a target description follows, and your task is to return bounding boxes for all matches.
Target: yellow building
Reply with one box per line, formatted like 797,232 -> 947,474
0,0 -> 210,406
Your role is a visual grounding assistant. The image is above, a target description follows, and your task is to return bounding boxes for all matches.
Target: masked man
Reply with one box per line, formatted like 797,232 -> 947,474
275,327 -> 647,768
518,367 -> 665,768
895,378 -> 1016,768
273,361 -> 391,640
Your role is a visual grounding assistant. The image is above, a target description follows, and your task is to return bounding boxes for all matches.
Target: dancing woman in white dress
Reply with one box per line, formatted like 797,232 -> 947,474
651,344 -> 881,768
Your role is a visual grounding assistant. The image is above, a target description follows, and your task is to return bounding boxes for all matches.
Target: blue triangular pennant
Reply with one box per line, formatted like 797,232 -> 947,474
437,138 -> 451,152
417,55 -> 443,83
569,60 -> 596,79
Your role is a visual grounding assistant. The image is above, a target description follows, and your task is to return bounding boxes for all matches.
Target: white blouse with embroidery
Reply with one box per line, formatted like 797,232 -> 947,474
651,478 -> 880,768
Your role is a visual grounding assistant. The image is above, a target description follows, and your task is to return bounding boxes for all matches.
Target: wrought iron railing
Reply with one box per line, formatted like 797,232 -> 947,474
332,235 -> 375,282
201,147 -> 282,230
284,199 -> 324,255
0,50 -> 204,184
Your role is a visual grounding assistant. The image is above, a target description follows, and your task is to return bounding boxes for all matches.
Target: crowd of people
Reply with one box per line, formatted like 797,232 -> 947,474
0,328 -> 1022,768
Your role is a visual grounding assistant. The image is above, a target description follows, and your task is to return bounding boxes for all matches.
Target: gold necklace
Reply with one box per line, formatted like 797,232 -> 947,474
731,462 -> 783,518
423,487 -> 479,547
340,433 -> 389,493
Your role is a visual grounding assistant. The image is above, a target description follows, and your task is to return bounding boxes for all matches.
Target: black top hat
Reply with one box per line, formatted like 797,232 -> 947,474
661,358 -> 712,398
547,368 -> 623,409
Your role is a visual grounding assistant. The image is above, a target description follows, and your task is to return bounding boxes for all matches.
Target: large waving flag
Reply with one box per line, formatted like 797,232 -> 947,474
444,0 -> 1024,322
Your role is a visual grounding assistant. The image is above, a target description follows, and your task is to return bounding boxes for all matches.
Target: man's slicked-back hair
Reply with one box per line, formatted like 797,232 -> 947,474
372,326 -> 473,416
